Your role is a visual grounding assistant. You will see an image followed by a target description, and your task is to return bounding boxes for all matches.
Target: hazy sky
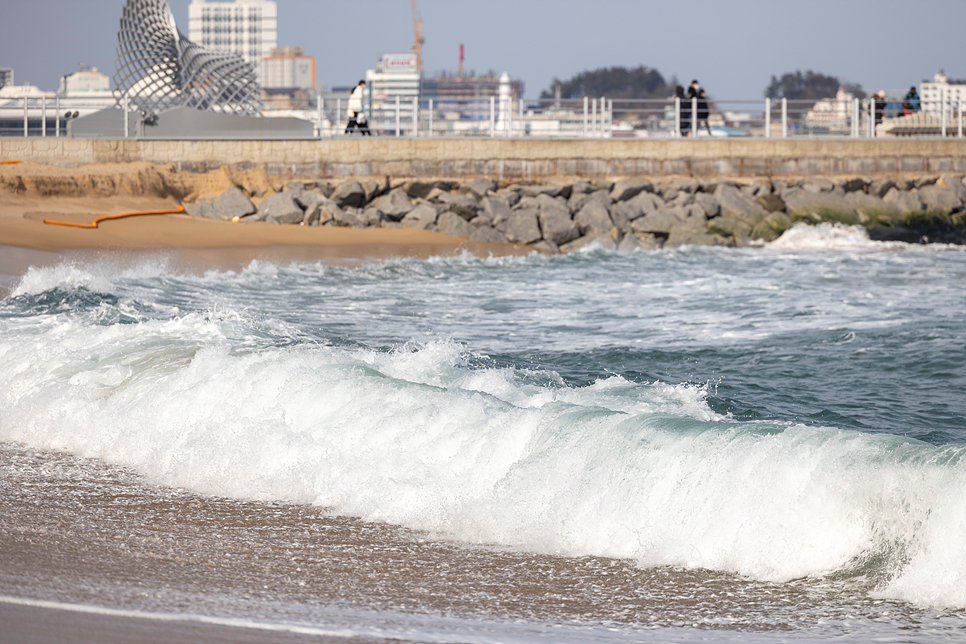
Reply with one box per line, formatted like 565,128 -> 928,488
2,0 -> 964,98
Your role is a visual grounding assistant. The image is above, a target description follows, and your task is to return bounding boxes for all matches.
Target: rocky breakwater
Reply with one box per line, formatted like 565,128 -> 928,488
186,173 -> 966,250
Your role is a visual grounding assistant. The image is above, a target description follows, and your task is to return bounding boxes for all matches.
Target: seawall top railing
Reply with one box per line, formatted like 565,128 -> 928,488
1,94 -> 963,140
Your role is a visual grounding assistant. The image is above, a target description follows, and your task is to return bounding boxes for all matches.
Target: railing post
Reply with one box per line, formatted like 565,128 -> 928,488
429,98 -> 433,137
941,97 -> 947,138
395,95 -> 400,137
583,96 -> 588,137
691,96 -> 697,137
489,96 -> 495,137
600,96 -> 606,136
412,96 -> 418,137
123,95 -> 129,139
336,98 -> 341,134
519,98 -> 524,136
55,96 -> 60,138
41,95 -> 46,137
868,98 -> 874,138
959,100 -> 963,138
591,98 -> 597,137
506,98 -> 512,138
854,98 -> 860,138
316,95 -> 323,137
23,96 -> 28,137
674,96 -> 680,136
764,98 -> 771,138
781,97 -> 787,138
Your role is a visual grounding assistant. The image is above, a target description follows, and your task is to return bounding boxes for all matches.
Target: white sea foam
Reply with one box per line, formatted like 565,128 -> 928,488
2,312 -> 965,609
768,223 -> 890,250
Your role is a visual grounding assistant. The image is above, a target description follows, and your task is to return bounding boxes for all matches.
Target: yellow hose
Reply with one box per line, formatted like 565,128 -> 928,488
0,160 -> 24,164
43,206 -> 185,229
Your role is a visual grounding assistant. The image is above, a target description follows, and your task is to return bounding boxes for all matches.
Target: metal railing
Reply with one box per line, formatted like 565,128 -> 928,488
3,95 -> 964,140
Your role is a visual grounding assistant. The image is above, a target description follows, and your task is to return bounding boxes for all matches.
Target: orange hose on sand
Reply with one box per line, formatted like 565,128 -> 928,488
43,206 -> 185,229
0,160 -> 24,164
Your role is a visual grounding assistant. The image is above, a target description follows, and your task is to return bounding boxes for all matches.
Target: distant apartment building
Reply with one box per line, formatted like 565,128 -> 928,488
187,0 -> 278,83
0,68 -> 12,90
58,66 -> 111,95
920,69 -> 966,115
366,53 -> 421,115
262,46 -> 315,90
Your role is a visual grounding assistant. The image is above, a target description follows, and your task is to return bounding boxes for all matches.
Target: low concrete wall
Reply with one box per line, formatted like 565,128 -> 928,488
2,138 -> 965,179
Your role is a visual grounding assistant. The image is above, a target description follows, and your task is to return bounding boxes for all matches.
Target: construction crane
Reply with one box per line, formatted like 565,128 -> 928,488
410,0 -> 424,76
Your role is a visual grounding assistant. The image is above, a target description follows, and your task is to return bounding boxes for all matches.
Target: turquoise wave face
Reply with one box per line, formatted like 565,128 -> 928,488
2,235 -> 965,608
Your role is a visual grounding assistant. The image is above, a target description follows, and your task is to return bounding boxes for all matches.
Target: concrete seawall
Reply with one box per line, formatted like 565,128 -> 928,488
2,138 -> 965,179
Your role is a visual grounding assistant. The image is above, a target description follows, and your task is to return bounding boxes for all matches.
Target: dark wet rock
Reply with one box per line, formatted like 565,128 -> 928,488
400,203 -> 439,229
750,212 -> 792,241
331,180 -> 366,208
437,211 -> 474,236
469,226 -> 509,243
784,191 -> 859,225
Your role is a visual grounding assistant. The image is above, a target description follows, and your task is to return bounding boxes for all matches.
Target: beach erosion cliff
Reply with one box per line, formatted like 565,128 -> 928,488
3,162 -> 966,250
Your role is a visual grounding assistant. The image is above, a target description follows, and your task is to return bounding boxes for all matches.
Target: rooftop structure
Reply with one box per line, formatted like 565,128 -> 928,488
920,69 -> 966,116
0,68 -> 12,90
59,66 -> 111,96
188,0 -> 277,84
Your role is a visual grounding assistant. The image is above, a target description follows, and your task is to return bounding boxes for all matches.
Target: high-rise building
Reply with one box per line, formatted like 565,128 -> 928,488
0,68 -> 13,89
262,46 -> 315,90
188,0 -> 278,82
920,69 -> 966,116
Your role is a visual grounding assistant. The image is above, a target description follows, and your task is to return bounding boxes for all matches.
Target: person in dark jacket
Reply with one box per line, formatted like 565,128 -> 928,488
674,85 -> 689,135
901,86 -> 921,115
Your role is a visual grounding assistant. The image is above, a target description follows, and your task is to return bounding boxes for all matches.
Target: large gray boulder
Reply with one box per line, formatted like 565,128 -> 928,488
631,206 -> 686,234
186,186 -> 257,221
373,188 -> 415,221
869,178 -> 896,198
610,178 -> 653,202
331,180 -> 366,208
537,196 -> 580,246
482,195 -> 514,226
568,189 -> 611,214
332,206 -> 367,228
937,173 -> 966,202
574,199 -> 614,236
666,220 -> 729,248
883,187 -> 925,214
750,212 -> 792,242
801,177 -> 835,193
693,192 -> 720,218
256,191 -> 305,224
612,191 -> 664,221
437,211 -> 474,236
521,184 -> 571,199
844,192 -> 901,225
460,178 -> 497,199
713,184 -> 767,224
400,203 -> 439,229
439,192 -> 483,220
469,226 -> 509,243
918,184 -> 963,212
496,208 -> 542,244
784,190 -> 859,225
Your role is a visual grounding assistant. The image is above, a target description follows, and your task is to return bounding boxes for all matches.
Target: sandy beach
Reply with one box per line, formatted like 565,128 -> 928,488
0,162 -> 534,295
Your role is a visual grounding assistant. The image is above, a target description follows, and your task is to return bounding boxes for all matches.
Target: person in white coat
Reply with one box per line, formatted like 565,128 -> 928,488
345,80 -> 370,135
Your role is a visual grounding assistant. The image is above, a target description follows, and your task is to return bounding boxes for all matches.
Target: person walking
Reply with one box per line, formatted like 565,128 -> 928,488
686,80 -> 700,136
345,80 -> 367,134
697,89 -> 712,135
874,91 -> 887,126
674,86 -> 689,136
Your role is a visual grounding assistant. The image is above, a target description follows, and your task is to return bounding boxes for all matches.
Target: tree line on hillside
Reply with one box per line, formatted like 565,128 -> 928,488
540,67 -> 865,101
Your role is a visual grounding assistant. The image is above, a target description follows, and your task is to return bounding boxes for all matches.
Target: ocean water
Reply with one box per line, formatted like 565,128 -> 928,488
2,223 -> 965,642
